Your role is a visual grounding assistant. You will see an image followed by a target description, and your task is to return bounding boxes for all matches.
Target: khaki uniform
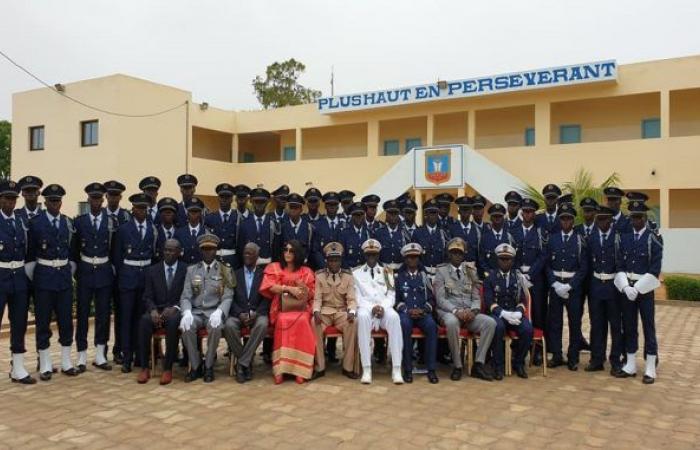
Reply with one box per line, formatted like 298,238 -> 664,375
313,268 -> 358,373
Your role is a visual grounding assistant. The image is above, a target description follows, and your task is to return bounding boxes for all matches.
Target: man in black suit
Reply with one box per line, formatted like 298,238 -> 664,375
223,242 -> 269,383
136,239 -> 186,385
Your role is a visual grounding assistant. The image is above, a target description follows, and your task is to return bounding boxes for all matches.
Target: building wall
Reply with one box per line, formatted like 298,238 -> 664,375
475,105 -> 534,149
670,88 -> 700,137
302,123 -> 367,159
434,112 -> 468,145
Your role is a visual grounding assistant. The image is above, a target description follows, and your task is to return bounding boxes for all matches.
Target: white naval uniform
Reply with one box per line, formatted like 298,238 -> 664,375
353,263 -> 403,369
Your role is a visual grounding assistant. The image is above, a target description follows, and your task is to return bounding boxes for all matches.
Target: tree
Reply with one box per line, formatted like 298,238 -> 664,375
253,59 -> 322,109
0,120 -> 10,179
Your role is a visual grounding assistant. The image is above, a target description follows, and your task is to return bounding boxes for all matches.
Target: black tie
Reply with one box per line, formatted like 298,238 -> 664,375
257,218 -> 263,233
191,229 -> 197,238
370,268 -> 374,279
53,218 -> 59,230
331,221 -> 335,232
138,224 -> 144,239
523,228 -> 528,240
548,216 -> 554,225
456,269 -> 462,280
564,234 -> 569,243
496,232 -> 501,241
223,213 -> 229,223
93,217 -> 99,231
635,233 -> 640,242
28,212 -> 36,219
111,213 -> 117,222
166,229 -> 172,239
166,266 -> 174,289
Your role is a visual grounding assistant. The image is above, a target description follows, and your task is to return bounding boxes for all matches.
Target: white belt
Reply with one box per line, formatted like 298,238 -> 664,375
520,265 -> 531,273
256,257 -> 271,266
627,273 -> 644,281
80,254 -> 109,265
37,258 -> 69,268
123,259 -> 151,267
216,249 -> 237,256
387,263 -> 402,270
593,272 -> 615,281
553,270 -> 576,279
0,260 -> 24,270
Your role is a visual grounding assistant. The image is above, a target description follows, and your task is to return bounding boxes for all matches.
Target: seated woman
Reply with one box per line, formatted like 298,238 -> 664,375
259,239 -> 317,384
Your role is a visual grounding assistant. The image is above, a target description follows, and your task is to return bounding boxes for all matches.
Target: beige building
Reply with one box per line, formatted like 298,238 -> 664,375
11,55 -> 700,272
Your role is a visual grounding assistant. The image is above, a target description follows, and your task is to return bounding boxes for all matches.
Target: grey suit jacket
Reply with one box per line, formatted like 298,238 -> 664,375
433,262 -> 482,314
180,260 -> 235,318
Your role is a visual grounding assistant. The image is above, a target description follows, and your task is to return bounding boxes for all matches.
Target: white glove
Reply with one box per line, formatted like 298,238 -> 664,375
624,286 -> 639,301
499,310 -> 512,321
512,311 -> 523,321
70,261 -> 77,276
523,273 -> 531,281
560,283 -> 572,294
552,281 -> 564,292
24,262 -> 36,281
500,310 -> 521,326
209,308 -> 223,328
180,310 -> 194,331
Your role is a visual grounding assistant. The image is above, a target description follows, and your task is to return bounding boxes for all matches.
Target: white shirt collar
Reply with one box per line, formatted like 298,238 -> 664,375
162,224 -> 174,232
189,224 -> 200,233
165,261 -> 178,272
106,207 -> 121,215
522,224 -> 533,232
634,227 -> 647,236
354,225 -> 363,233
426,224 -> 437,232
613,211 -> 622,221
561,230 -> 573,239
1,210 -> 14,220
46,211 -> 60,222
25,206 -> 40,215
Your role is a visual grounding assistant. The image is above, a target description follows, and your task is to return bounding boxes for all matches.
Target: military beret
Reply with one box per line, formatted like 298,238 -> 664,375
557,203 -> 577,218
234,184 -> 250,197
304,187 -> 322,201
402,200 -> 418,212
504,190 -> 522,205
401,242 -> 423,257
579,197 -> 598,211
603,187 -> 625,198
542,184 -> 562,198
17,175 -> 43,191
323,241 -> 344,258
250,187 -> 270,201
197,233 -> 220,249
383,199 -> 400,213
129,193 -> 150,207
520,198 -> 540,211
0,180 -> 20,197
348,201 -> 366,215
139,176 -> 161,190
557,193 -> 574,205
216,183 -> 235,196
488,203 -> 506,216
41,184 -> 66,199
185,197 -> 205,211
84,182 -> 106,197
625,191 -> 649,202
157,197 -> 178,212
628,200 -> 649,214
435,193 -> 455,205
595,205 -> 615,216
286,193 -> 305,206
272,184 -> 290,198
104,180 -> 126,194
322,191 -> 340,204
361,238 -> 382,254
455,196 -> 472,209
338,190 -> 355,202
495,243 -> 516,258
447,237 -> 466,253
177,174 -> 198,187
361,194 -> 380,206
471,195 -> 486,208
423,198 -> 440,212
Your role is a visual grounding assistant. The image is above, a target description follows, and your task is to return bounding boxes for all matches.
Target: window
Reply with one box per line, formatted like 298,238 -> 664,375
242,152 -> 255,163
524,127 -> 535,146
29,126 -> 44,151
559,124 -> 581,144
77,202 -> 89,215
642,118 -> 660,139
405,138 -> 422,153
81,120 -> 99,147
383,140 -> 400,156
282,146 -> 296,161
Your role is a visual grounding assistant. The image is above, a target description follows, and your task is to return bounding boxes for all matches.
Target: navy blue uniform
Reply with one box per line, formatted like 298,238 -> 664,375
104,207 -> 131,226
447,220 -> 481,269
14,206 -> 42,223
204,210 -> 241,268
105,207 -> 131,359
374,225 -> 409,268
511,225 -> 547,330
437,214 -> 456,231
505,215 -> 522,232
0,212 -> 30,354
395,268 -> 437,372
72,211 -> 116,353
411,225 -> 448,272
280,218 -> 321,269
314,216 -> 345,269
365,218 -> 385,237
146,205 -> 160,227
238,213 -> 280,265
154,225 -> 176,263
174,224 -> 207,265
478,228 -> 513,278
611,212 -> 632,235
535,211 -> 560,236
339,225 -> 370,269
545,231 -> 589,364
483,269 -> 533,370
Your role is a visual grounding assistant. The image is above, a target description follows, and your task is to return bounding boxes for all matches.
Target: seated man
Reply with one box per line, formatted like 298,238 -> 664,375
223,242 -> 269,383
313,242 -> 359,380
395,243 -> 439,384
137,239 -> 187,385
179,234 -> 235,383
484,243 -> 533,379
354,239 -> 403,385
433,238 -> 495,381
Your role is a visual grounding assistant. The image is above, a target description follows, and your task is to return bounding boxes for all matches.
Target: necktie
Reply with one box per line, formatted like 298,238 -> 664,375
370,268 -> 374,279
111,213 -> 117,222
634,233 -> 640,242
191,228 -> 197,238
93,217 -> 99,231
358,230 -> 362,241
166,229 -> 172,239
206,264 -> 211,274
223,213 -> 229,223
257,218 -> 262,233
601,233 -> 607,247
166,266 -> 174,289
331,221 -> 335,232
149,208 -> 155,219
586,228 -> 591,237
456,268 -> 462,280
564,234 -> 569,243
505,274 -> 510,288
29,212 -> 36,219
496,232 -> 501,241
523,228 -> 528,240
138,224 -> 144,239
53,218 -> 59,230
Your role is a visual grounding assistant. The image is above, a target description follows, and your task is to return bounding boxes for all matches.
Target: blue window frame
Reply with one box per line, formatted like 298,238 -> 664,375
405,138 -> 422,153
559,124 -> 581,144
524,127 -> 535,146
642,118 -> 660,139
383,140 -> 400,156
283,146 -> 296,161
242,152 -> 254,163
81,120 -> 98,147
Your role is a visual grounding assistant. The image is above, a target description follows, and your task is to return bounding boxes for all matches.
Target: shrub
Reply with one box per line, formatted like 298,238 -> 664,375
665,275 -> 700,301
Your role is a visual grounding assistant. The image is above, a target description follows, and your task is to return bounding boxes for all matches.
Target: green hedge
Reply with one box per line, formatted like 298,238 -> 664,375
665,276 -> 700,301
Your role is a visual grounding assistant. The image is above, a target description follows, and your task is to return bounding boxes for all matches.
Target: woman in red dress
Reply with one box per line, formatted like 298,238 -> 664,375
259,239 -> 316,384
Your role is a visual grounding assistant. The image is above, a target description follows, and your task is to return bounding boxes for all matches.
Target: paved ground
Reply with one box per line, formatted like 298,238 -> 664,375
0,303 -> 698,450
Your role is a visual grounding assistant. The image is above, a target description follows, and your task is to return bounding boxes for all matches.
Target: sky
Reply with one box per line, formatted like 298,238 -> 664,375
1,0 -> 699,120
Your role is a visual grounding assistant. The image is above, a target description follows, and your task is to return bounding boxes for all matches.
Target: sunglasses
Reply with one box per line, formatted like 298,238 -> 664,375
283,247 -> 295,254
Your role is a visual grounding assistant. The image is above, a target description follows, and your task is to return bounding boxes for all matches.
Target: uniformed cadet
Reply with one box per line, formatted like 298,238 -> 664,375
14,175 -> 43,221
204,183 -> 240,269
605,187 -> 632,234
0,180 -> 35,384
26,183 -> 80,380
280,193 -> 321,268
575,197 -> 598,238
314,191 -> 345,262
239,187 -> 280,268
233,184 -> 251,221
103,180 -> 131,225
504,190 -> 523,231
175,174 -> 200,226
179,233 -> 234,383
312,242 -> 359,379
353,239 -> 403,385
113,193 -> 158,373
510,197 -> 547,366
271,184 -> 290,222
478,203 -> 514,278
400,199 -> 418,239
435,193 -> 456,230
154,197 -> 178,262
173,197 -> 207,265
302,187 -> 323,222
338,201 -> 370,269
362,194 -> 384,235
395,191 -> 411,223
338,189 -> 355,222
586,205 -> 624,374
411,198 -> 448,276
73,183 -> 116,372
545,203 -> 589,371
535,184 -> 562,235
448,196 -> 480,271
433,237 -> 496,381
139,176 -> 162,225
614,199 -> 663,384
470,195 -> 489,233
374,199 -> 408,270
395,242 -> 439,384
484,243 -> 533,379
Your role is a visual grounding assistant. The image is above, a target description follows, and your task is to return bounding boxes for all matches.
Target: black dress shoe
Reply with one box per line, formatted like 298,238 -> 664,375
403,371 -> 413,383
567,361 -> 578,371
547,355 -> 566,368
61,367 -> 80,376
11,375 -> 37,385
121,363 -> 132,374
532,350 -> 543,367
39,371 -> 52,381
185,366 -> 202,383
515,366 -> 528,379
203,368 -> 214,383
642,375 -> 655,385
311,370 -> 325,380
470,363 -> 493,381
77,364 -> 87,374
450,368 -> 463,381
585,363 -> 604,372
235,364 -> 246,383
244,366 -> 253,381
342,369 -> 359,380
493,367 -> 504,381
113,354 -> 123,365
92,361 -> 113,371
610,366 -> 623,377
427,370 -> 439,384
615,370 -> 636,378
